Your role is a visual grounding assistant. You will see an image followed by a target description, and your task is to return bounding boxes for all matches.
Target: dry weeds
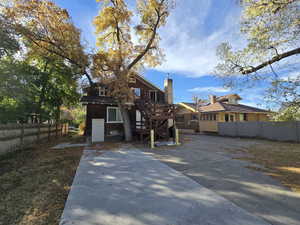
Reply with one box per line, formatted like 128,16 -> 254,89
233,141 -> 300,193
0,135 -> 84,225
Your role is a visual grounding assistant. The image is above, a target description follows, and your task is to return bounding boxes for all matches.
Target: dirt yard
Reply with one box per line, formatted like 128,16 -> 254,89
0,135 -> 85,225
230,141 -> 300,193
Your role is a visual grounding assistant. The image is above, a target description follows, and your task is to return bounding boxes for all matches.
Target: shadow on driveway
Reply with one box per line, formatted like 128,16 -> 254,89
139,134 -> 300,225
60,145 -> 271,225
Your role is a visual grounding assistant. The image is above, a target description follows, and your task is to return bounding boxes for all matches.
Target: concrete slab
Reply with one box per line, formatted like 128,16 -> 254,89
60,147 -> 271,225
52,142 -> 88,149
140,135 -> 300,225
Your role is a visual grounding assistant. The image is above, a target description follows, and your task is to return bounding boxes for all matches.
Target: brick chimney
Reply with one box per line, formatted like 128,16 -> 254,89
164,78 -> 173,104
209,95 -> 217,104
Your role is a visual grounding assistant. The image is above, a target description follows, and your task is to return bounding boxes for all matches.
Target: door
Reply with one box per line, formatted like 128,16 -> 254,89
92,119 -> 104,143
136,110 -> 145,129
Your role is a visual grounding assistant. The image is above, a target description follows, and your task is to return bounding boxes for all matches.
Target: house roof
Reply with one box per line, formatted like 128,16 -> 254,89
136,74 -> 164,93
179,102 -> 197,112
199,102 -> 269,113
178,102 -> 208,112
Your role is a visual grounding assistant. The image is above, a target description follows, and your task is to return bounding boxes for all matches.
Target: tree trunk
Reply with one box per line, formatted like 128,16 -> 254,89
119,104 -> 133,142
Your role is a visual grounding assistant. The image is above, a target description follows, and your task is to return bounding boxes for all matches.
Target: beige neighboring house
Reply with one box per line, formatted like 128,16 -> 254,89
176,102 -> 204,130
176,94 -> 270,132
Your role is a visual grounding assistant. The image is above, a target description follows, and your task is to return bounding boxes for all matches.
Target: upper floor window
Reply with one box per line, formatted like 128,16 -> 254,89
129,76 -> 136,83
149,90 -> 157,102
99,87 -> 107,96
228,98 -> 237,104
134,88 -> 141,97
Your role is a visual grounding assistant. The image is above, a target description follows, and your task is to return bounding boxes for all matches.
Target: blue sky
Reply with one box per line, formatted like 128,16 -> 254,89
53,0 -> 295,108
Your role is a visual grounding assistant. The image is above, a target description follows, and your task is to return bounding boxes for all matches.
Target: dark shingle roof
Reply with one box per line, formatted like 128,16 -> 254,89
221,103 -> 269,113
199,102 -> 269,113
80,96 -> 117,105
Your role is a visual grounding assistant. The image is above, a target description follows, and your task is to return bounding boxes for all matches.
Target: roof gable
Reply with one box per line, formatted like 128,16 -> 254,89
135,74 -> 164,93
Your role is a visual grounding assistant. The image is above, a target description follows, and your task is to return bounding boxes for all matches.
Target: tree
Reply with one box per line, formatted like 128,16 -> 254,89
92,0 -> 173,141
2,0 -> 93,85
215,0 -> 300,115
0,16 -> 19,58
0,0 -> 86,123
0,54 -> 80,123
216,0 -> 299,76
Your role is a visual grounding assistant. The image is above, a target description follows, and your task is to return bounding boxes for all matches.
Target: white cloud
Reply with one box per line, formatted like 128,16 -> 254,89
281,71 -> 300,81
155,0 -> 244,77
188,86 -> 230,93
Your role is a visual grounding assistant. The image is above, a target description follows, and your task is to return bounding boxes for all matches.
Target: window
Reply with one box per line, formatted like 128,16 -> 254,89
107,107 -> 123,123
228,98 -> 237,104
243,113 -> 248,121
192,114 -> 198,120
149,90 -> 157,102
239,114 -> 244,121
129,76 -> 136,83
134,88 -> 141,97
213,114 -> 217,121
230,115 -> 234,122
225,114 -> 229,122
99,87 -> 107,96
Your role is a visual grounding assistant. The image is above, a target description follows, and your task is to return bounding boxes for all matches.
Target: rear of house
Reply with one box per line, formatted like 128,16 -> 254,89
81,75 -> 173,141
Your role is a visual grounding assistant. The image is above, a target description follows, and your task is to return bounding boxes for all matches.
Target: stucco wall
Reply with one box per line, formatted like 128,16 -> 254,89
218,121 -> 300,142
199,121 -> 218,132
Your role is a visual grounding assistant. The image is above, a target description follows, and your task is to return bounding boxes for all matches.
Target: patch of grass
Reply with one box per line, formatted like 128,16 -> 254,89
0,135 -> 83,225
233,142 -> 300,193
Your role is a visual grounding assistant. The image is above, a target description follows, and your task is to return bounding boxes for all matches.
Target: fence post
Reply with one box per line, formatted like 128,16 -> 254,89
296,122 -> 300,143
60,123 -> 63,137
48,122 -> 51,141
150,129 -> 155,149
37,123 -> 40,142
175,128 -> 180,145
20,123 -> 24,150
55,123 -> 58,138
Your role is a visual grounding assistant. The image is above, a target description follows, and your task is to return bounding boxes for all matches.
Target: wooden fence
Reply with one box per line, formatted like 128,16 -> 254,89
0,123 -> 69,156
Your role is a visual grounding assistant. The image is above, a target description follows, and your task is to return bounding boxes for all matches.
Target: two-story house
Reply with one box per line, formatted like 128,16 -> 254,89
81,75 -> 174,141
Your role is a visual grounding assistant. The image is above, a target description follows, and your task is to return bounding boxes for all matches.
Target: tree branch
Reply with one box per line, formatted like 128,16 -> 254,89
126,0 -> 166,71
242,47 -> 300,74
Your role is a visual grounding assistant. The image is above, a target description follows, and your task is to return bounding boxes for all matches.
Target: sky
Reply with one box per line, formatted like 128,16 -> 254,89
52,0 -> 295,108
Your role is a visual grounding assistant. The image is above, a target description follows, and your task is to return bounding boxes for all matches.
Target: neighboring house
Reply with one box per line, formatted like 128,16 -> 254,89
176,102 -> 205,130
81,75 -> 174,141
177,94 -> 270,132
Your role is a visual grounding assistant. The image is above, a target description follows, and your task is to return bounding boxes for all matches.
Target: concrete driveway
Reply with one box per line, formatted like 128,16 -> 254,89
60,145 -> 272,225
140,135 -> 300,225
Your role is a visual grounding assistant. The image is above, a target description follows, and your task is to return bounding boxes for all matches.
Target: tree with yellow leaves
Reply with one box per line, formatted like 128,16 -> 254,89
2,0 -> 173,140
216,0 -> 299,76
2,0 -> 93,85
93,0 -> 173,141
215,0 -> 300,113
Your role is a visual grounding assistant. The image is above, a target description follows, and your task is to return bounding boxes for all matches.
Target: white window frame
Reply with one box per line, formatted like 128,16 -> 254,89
106,107 -> 123,123
149,90 -> 157,102
134,88 -> 141,97
129,76 -> 136,83
99,87 -> 106,96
